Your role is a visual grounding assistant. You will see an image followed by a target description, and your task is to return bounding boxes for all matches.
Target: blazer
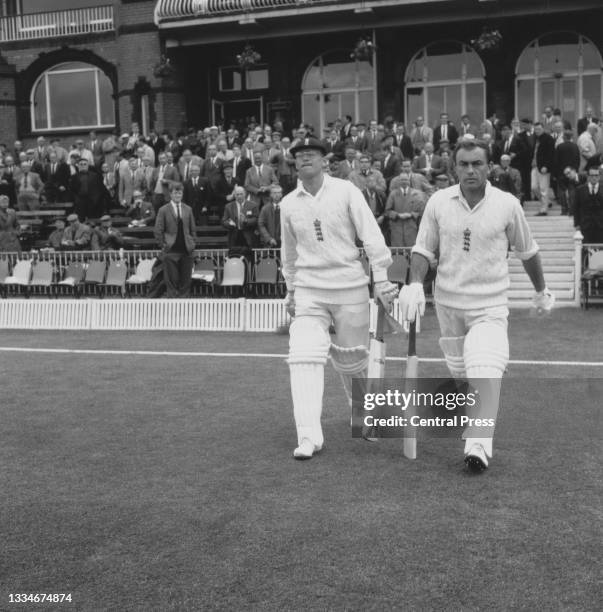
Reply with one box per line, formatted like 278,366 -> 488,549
258,202 -> 281,245
232,157 -> 252,185
177,156 -> 204,182
154,201 -> 196,253
393,134 -> 414,160
412,153 -> 443,178
534,132 -> 556,173
149,164 -> 180,200
433,122 -> 459,150
244,164 -> 278,208
222,199 -> 259,247
573,184 -> 603,234
118,167 -> 146,206
183,176 -> 211,213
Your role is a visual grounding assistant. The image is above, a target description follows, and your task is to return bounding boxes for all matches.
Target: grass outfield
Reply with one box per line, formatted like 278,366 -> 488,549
1,309 -> 602,611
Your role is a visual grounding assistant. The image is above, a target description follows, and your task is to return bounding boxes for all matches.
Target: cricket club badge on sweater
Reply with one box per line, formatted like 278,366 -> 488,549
463,227 -> 471,252
313,218 -> 324,241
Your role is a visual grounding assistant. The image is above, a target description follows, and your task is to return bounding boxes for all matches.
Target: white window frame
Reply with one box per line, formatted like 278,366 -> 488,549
30,62 -> 115,132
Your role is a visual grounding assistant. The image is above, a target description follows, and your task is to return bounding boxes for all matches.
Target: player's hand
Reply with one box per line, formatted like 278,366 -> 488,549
398,282 -> 426,324
533,287 -> 555,315
284,291 -> 295,318
373,280 -> 398,312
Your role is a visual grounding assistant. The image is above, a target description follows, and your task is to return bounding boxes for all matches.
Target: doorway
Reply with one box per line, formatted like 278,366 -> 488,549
212,97 -> 264,133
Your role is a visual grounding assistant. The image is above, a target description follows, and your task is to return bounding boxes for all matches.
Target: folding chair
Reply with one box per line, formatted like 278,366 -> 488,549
581,250 -> 603,309
191,257 -> 216,296
28,261 -> 55,297
55,261 -> 86,297
249,257 -> 278,297
126,257 -> 157,297
219,256 -> 246,296
0,259 -> 10,298
2,259 -> 32,297
387,253 -> 409,287
81,260 -> 107,296
98,260 -> 128,297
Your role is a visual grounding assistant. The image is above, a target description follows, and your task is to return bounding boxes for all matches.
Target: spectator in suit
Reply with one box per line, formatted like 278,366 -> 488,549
16,162 -> 43,211
379,135 -> 402,189
33,136 -> 50,164
258,184 -> 283,247
0,194 -> 20,252
154,182 -> 197,298
212,163 -> 239,218
577,123 -> 598,172
118,157 -> 146,208
541,105 -> 555,133
70,158 -> 108,221
532,122 -> 556,216
412,142 -> 443,183
577,107 -> 598,135
88,131 -> 104,169
231,144 -> 252,186
73,139 -> 94,166
497,124 -> 526,169
0,160 -> 17,206
272,137 -> 296,195
410,116 -> 433,155
362,174 -> 387,242
554,130 -> 581,215
516,118 -> 535,203
147,129 -> 166,161
149,152 -> 180,212
25,149 -> 45,180
561,166 -> 584,218
61,213 -> 92,249
140,156 -> 155,198
337,146 -> 360,180
322,128 -> 345,159
244,150 -> 278,209
101,132 -> 121,171
222,185 -> 258,248
92,214 -> 124,250
573,167 -> 603,243
346,125 -> 367,152
183,163 -> 210,224
177,149 -> 203,183
200,143 -> 223,189
340,115 -> 353,140
459,115 -> 476,139
216,138 -> 234,163
393,124 -> 414,160
489,154 -> 521,198
46,218 -> 66,250
43,150 -> 71,204
127,189 -> 156,226
384,172 -> 425,247
348,154 -> 386,194
100,161 -> 116,205
365,120 -> 382,156
390,159 -> 434,198
433,112 -> 458,151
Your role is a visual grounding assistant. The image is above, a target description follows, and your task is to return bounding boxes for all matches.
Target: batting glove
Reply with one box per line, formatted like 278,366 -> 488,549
373,280 -> 399,311
284,291 -> 296,318
532,287 -> 555,315
398,282 -> 426,323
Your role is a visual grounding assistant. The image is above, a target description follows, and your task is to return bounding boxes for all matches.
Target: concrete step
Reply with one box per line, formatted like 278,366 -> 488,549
509,288 -> 574,299
510,273 -> 573,283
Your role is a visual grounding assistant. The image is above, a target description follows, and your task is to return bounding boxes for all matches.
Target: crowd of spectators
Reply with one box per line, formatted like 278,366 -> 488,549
0,104 -> 602,255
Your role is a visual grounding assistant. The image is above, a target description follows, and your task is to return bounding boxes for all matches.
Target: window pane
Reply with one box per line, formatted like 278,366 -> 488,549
443,84 -> 461,124
97,70 -> 114,126
358,90 -> 374,125
406,87 -> 424,124
246,68 -> 268,90
537,43 -> 579,73
516,79 -> 535,122
540,80 -> 556,111
517,44 -> 536,75
581,40 -> 601,71
339,92 -> 355,122
48,62 -> 89,73
427,86 -> 445,127
323,60 -> 356,89
48,70 -> 96,128
303,61 -> 322,91
220,68 -> 242,92
465,82 -> 484,126
302,94 -> 320,135
32,76 -> 48,130
464,48 -> 484,79
582,75 -> 601,117
406,53 -> 426,83
426,49 -> 464,81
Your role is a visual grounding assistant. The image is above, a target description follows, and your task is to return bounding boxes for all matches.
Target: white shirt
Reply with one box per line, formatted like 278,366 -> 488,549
281,174 -> 391,298
412,182 -> 538,309
171,201 -> 182,218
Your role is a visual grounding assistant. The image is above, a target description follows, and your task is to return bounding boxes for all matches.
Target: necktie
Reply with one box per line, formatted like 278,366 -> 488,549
193,178 -> 197,188
52,164 -> 56,175
442,125 -> 447,140
177,204 -> 181,219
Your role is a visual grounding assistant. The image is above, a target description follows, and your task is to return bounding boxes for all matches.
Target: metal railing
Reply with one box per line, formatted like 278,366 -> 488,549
0,5 -> 114,43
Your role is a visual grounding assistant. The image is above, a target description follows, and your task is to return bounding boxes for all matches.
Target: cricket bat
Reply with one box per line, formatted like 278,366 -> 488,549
403,320 -> 418,459
363,302 -> 387,440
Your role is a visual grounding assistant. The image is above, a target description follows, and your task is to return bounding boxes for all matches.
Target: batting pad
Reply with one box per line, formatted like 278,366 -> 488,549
464,323 -> 509,375
289,362 -> 325,447
439,336 -> 466,378
329,343 -> 370,375
287,317 -> 330,365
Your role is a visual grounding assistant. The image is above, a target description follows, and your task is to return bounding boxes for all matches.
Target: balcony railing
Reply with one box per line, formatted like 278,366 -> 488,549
0,5 -> 114,43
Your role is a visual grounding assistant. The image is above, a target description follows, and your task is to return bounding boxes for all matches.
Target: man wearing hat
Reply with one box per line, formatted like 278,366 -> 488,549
46,218 -> 66,251
70,158 -> 107,221
127,189 -> 155,226
281,137 -> 399,460
212,162 -> 239,219
61,213 -> 92,250
92,215 -> 124,251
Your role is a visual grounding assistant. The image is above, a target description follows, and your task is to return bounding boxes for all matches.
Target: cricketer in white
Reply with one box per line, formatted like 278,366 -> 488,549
399,139 -> 555,471
281,137 -> 399,460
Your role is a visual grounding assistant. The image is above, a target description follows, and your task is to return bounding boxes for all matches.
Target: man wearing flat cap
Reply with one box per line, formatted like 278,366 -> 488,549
92,214 -> 124,251
280,137 -> 399,460
62,213 -> 92,250
70,158 -> 107,221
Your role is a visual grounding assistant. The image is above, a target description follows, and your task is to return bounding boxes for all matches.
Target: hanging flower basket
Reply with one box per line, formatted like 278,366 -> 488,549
236,44 -> 262,70
350,37 -> 376,62
471,28 -> 502,52
153,55 -> 175,78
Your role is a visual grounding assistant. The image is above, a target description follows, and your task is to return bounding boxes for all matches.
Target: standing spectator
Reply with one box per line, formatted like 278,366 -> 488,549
433,112 -> 458,151
348,154 -> 386,193
489,155 -> 521,198
16,162 -> 43,211
532,123 -> 556,216
554,131 -> 581,215
200,143 -> 223,189
561,166 -> 584,217
378,135 -> 402,189
100,161 -> 116,205
183,163 -> 210,224
232,144 -> 251,186
0,160 -> 17,206
345,125 -> 367,152
61,213 -> 92,249
25,149 -> 45,179
410,116 -> 433,155
0,194 -> 20,252
149,152 -> 179,212
577,107 -> 598,135
49,138 -> 69,164
577,123 -> 598,171
70,158 -> 107,221
391,159 -> 434,198
43,150 -> 71,204
127,189 -> 156,226
34,136 -> 49,164
102,131 -> 121,171
118,158 -> 145,209
73,140 -> 94,166
222,185 -> 258,249
413,142 -> 443,183
258,184 -> 283,247
244,150 -> 278,209
362,175 -> 388,242
337,146 -> 360,180
154,183 -> 196,298
517,118 -> 535,203
393,124 -> 414,160
92,215 -> 124,250
177,149 -> 203,183
573,167 -> 603,243
385,172 -> 425,247
88,131 -> 104,169
212,163 -> 239,218
459,115 -> 476,138
148,129 -> 166,161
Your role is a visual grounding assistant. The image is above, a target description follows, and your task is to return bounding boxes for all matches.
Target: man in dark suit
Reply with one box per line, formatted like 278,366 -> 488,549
154,182 -> 197,298
231,145 -> 251,186
362,175 -> 388,243
346,125 -> 367,152
433,112 -> 459,151
393,125 -> 414,160
212,163 -> 239,219
43,150 -> 71,204
496,125 -> 526,168
147,130 -> 166,161
88,131 -> 104,169
378,135 -> 401,189
183,163 -> 211,224
517,118 -> 536,203
532,122 -> 556,216
258,184 -> 282,247
199,143 -> 223,190
148,152 -> 180,212
244,150 -> 278,209
554,130 -> 581,215
574,168 -> 603,243
322,128 -> 345,159
577,108 -> 598,136
70,158 -> 108,221
222,185 -> 258,249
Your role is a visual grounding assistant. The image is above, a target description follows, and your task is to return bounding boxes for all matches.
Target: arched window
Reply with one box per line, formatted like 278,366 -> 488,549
301,50 -> 376,135
405,41 -> 485,127
515,32 -> 603,128
31,62 -> 115,131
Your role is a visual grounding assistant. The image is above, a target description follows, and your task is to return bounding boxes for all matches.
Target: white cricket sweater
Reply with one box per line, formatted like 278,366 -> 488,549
412,182 -> 539,309
281,175 -> 392,302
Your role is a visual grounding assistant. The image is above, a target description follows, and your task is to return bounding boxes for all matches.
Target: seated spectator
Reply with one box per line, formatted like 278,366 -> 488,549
100,161 -> 116,204
348,154 -> 386,194
0,194 -> 20,252
127,189 -> 156,226
258,184 -> 282,248
489,154 -> 522,199
337,146 -> 360,179
92,215 -> 124,250
61,213 -> 92,250
561,166 -> 584,217
412,142 -> 443,183
385,172 -> 425,247
16,161 -> 43,211
390,159 -> 433,198
46,218 -> 66,251
222,185 -> 258,249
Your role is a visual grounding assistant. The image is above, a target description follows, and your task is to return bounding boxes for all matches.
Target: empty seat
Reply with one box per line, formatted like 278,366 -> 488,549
28,261 -> 54,296
2,259 -> 32,296
98,260 -> 128,297
220,257 -> 246,296
249,257 -> 278,297
56,261 -> 86,297
581,250 -> 603,309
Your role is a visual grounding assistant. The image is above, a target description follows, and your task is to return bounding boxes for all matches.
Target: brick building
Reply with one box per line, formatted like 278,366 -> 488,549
0,0 -> 602,147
